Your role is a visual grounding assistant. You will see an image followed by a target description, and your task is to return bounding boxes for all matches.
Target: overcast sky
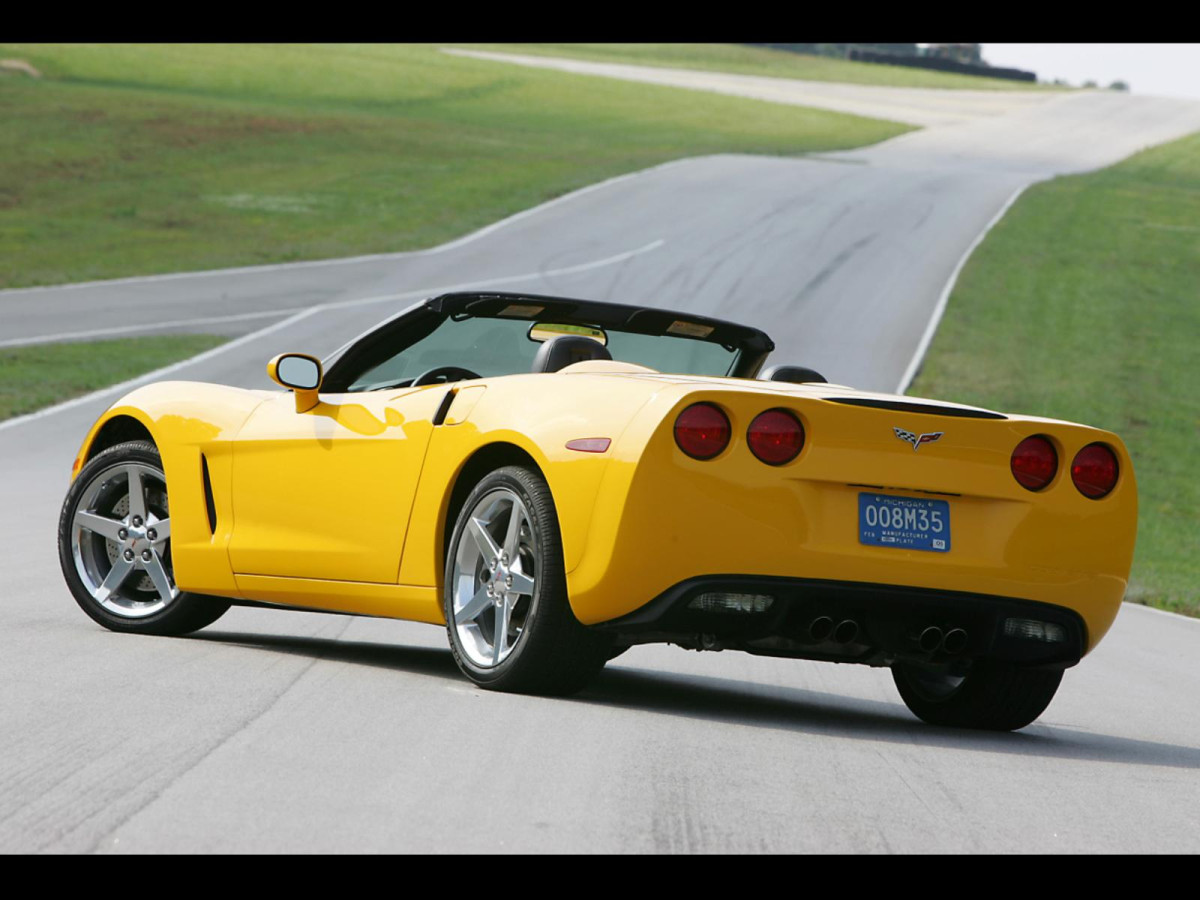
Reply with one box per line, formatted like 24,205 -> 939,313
980,44 -> 1200,99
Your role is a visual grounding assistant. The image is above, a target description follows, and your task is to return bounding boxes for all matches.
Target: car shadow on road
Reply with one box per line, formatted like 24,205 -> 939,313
583,666 -> 1200,771
192,629 -> 464,680
191,629 -> 1199,771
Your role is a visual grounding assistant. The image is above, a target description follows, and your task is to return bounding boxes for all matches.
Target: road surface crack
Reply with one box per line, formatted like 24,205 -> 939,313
76,616 -> 353,854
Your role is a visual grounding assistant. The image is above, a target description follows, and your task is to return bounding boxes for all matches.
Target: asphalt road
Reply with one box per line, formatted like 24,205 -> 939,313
2,59 -> 1199,853
442,48 -> 1061,127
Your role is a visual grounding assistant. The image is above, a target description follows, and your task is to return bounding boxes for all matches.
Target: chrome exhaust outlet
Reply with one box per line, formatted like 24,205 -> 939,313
833,619 -> 859,644
809,616 -> 834,642
919,626 -> 944,654
942,628 -> 969,655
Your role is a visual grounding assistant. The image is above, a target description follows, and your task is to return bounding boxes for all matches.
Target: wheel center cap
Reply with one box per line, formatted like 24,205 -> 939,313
490,560 -> 513,601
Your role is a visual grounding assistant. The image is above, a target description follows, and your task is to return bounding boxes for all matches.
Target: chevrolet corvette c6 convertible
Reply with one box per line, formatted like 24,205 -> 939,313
58,292 -> 1137,730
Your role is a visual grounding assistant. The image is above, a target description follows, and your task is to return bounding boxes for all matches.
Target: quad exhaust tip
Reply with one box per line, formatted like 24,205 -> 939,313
919,626 -> 944,654
918,625 -> 969,655
833,619 -> 859,644
808,616 -> 859,644
943,628 -> 969,655
808,616 -> 834,642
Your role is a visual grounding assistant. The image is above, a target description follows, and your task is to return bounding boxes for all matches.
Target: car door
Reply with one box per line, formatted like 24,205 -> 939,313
227,386 -> 448,584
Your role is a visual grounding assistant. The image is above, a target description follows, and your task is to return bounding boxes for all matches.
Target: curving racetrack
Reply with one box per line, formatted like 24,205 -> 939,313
2,56 -> 1199,853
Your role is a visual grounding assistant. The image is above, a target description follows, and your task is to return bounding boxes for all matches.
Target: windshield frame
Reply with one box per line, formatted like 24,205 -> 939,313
321,292 -> 774,392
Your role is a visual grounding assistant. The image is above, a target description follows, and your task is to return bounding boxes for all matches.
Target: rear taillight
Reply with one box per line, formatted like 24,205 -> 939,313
1071,443 -> 1119,498
1011,435 -> 1057,491
674,403 -> 731,460
747,409 -> 805,466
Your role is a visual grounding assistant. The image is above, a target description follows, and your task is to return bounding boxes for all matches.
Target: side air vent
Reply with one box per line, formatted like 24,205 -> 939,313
432,389 -> 457,426
823,398 -> 1007,420
200,454 -> 217,535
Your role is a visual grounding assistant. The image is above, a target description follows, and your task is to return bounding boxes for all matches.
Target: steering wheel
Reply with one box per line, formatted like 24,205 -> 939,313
410,365 -> 481,387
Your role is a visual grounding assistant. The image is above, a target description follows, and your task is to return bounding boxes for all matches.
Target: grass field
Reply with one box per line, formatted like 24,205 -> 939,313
0,43 -> 910,290
476,44 -> 1057,91
910,131 -> 1200,617
0,335 -> 226,421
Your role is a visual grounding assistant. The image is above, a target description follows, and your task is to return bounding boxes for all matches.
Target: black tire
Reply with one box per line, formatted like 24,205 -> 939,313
892,659 -> 1063,731
443,465 -> 611,696
58,440 -> 230,636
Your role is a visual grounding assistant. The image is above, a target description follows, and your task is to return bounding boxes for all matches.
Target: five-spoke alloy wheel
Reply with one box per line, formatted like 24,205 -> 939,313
58,441 -> 229,635
450,487 -> 538,668
443,465 -> 610,695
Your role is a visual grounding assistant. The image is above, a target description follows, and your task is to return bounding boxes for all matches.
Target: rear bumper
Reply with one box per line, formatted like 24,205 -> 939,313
565,391 -> 1135,655
594,575 -> 1087,670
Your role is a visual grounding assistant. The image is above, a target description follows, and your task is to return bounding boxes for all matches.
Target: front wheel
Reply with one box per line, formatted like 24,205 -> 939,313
443,466 -> 610,695
58,440 -> 230,636
892,659 -> 1063,731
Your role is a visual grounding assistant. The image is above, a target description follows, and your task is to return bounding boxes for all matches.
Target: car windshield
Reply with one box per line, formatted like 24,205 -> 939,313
347,314 -> 738,390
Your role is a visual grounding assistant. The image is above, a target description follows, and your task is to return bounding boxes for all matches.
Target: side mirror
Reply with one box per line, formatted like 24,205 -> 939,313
268,353 -> 323,413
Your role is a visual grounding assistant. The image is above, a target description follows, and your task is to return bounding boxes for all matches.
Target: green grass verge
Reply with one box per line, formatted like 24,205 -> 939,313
910,131 -> 1200,617
0,335 -> 226,421
0,43 -> 910,289
473,43 -> 1058,91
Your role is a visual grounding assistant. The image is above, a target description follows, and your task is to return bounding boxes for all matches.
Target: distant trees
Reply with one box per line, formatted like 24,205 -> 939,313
1042,77 -> 1129,91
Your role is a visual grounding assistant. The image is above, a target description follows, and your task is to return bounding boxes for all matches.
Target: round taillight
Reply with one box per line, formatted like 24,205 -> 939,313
747,408 -> 805,466
674,403 -> 731,460
1071,443 -> 1119,499
1011,435 -> 1058,491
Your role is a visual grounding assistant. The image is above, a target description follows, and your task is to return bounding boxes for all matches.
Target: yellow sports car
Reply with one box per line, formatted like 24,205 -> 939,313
58,292 -> 1137,731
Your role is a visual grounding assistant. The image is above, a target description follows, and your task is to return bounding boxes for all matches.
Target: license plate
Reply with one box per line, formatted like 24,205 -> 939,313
858,493 -> 950,553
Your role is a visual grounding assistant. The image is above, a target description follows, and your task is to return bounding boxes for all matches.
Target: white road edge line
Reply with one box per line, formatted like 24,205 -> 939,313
0,308 -> 309,349
0,159 -> 691,296
0,307 -> 325,436
888,191 -> 1200,626
4,239 -> 665,348
895,184 -> 1028,396
0,239 -> 665,435
329,239 -> 665,311
1126,601 -> 1200,625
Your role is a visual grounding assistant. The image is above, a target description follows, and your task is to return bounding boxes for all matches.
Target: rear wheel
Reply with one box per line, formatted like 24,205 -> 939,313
443,466 -> 610,695
892,659 -> 1063,731
58,440 -> 230,636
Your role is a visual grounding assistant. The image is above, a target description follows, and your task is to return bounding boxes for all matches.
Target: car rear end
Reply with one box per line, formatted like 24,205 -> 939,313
568,377 -> 1137,670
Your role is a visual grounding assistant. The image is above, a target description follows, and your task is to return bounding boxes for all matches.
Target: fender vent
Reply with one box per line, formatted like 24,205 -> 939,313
824,398 -> 1007,420
432,388 -> 457,426
200,454 -> 217,535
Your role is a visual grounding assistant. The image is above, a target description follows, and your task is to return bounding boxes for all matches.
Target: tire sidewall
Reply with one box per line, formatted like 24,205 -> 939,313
443,466 -> 561,688
58,441 -> 206,634
892,659 -> 1062,731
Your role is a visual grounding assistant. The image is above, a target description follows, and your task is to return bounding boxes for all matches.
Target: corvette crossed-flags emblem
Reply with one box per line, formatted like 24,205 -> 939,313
894,427 -> 944,451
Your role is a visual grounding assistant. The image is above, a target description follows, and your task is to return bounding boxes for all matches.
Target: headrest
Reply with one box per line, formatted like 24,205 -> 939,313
531,336 -> 612,373
760,364 -> 828,384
